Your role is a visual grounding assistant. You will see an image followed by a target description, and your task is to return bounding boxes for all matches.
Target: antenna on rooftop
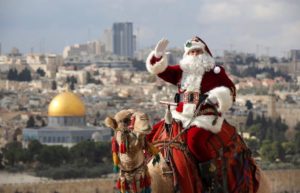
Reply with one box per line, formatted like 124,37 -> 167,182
88,28 -> 91,41
229,43 -> 234,52
256,44 -> 260,58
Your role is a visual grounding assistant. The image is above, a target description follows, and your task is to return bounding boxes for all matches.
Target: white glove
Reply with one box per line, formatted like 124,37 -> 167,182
154,38 -> 169,58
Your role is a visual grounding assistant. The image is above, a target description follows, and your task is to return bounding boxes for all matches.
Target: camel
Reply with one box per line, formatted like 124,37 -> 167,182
105,109 -> 174,193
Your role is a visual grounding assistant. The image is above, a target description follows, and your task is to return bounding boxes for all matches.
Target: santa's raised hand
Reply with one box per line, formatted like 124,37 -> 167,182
154,38 -> 169,58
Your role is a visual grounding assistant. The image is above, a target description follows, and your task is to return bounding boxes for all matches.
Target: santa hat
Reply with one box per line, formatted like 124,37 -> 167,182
184,36 -> 213,57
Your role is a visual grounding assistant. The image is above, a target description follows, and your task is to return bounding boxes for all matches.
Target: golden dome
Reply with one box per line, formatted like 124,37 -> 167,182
48,92 -> 86,117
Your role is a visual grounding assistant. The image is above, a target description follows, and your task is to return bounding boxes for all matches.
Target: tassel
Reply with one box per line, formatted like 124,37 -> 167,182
121,179 -> 126,193
125,180 -> 130,190
120,141 -> 126,153
113,152 -> 119,165
113,165 -> 119,173
112,152 -> 119,173
112,137 -> 118,153
139,175 -> 144,189
145,187 -> 152,193
144,172 -> 151,187
116,178 -> 121,189
131,177 -> 137,193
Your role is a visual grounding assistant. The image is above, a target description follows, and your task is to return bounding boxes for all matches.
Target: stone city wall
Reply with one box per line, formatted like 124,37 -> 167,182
0,178 -> 115,193
0,170 -> 300,193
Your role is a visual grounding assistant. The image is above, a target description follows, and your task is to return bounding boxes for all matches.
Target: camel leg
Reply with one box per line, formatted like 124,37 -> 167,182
147,154 -> 174,193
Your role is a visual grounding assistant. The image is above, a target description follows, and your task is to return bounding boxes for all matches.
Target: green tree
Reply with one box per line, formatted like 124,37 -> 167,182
282,141 -> 296,160
260,140 -> 276,162
274,141 -> 285,161
295,132 -> 300,154
260,140 -> 285,162
26,116 -> 35,128
294,122 -> 300,132
245,138 -> 259,156
28,140 -> 43,161
86,72 -> 93,83
245,111 -> 254,127
0,151 -> 4,169
2,141 -> 24,166
245,100 -> 253,110
70,140 -> 100,165
247,124 -> 260,137
94,142 -> 111,163
18,68 -> 32,81
7,68 -> 18,80
273,117 -> 288,142
37,145 -> 70,167
36,68 -> 45,77
51,80 -> 57,90
259,114 -> 268,141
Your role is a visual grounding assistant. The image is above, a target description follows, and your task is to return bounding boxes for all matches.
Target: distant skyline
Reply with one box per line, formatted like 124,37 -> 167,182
0,0 -> 299,57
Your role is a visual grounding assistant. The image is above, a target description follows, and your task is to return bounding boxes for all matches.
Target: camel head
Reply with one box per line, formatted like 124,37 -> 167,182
105,108 -> 152,156
105,109 -> 152,136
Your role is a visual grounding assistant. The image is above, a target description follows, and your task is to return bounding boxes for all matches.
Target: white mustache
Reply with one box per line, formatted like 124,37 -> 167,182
179,54 -> 215,74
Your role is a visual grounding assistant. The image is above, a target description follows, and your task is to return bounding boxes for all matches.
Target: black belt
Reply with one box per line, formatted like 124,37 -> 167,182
174,92 -> 208,104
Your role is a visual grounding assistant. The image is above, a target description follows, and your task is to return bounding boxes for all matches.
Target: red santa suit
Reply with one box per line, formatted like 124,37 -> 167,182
146,37 -> 259,193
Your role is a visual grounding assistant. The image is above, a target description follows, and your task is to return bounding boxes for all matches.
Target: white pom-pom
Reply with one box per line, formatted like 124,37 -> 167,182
214,66 -> 221,74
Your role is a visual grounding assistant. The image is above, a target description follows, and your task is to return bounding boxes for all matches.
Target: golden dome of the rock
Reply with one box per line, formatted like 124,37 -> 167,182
48,92 -> 86,117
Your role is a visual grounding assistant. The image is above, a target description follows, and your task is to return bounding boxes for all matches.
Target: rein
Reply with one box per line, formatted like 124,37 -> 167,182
165,95 -> 218,147
120,161 -> 145,173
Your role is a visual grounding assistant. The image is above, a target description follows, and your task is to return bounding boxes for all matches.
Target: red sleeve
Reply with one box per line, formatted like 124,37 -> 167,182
201,66 -> 236,101
157,65 -> 183,86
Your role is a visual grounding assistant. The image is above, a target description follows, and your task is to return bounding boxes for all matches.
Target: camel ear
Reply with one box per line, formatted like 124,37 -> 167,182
105,116 -> 117,129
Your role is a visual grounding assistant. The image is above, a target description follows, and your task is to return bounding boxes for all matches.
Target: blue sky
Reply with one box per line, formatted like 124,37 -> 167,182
0,0 -> 299,57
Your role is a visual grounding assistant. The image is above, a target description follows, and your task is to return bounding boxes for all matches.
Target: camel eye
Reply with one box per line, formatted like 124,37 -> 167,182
122,118 -> 131,125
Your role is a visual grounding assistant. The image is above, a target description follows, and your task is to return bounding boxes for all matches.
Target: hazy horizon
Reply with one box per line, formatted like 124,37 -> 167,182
1,0 -> 299,57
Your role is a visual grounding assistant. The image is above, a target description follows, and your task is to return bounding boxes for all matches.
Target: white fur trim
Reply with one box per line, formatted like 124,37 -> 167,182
171,110 -> 224,133
213,66 -> 221,74
208,86 -> 233,113
146,51 -> 168,75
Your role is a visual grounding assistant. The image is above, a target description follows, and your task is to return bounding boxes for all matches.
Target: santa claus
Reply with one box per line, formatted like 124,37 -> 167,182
145,37 -> 264,193
146,36 -> 236,134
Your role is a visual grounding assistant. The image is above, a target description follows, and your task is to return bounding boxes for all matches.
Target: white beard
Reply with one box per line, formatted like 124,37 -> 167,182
179,54 -> 215,92
179,53 -> 215,74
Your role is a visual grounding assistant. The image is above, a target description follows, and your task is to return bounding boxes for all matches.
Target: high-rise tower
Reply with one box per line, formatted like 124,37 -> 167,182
112,22 -> 134,58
